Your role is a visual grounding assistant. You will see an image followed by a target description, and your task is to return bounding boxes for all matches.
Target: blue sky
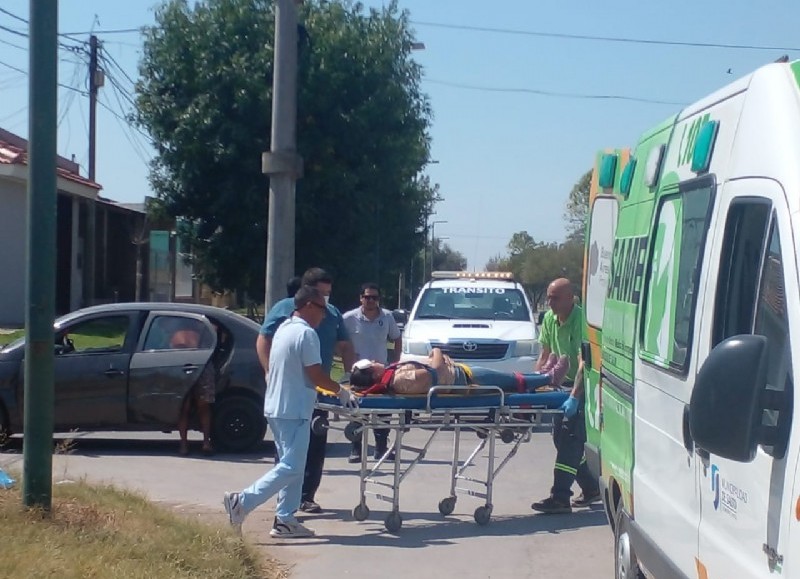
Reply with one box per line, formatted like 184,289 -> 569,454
2,0 -> 800,269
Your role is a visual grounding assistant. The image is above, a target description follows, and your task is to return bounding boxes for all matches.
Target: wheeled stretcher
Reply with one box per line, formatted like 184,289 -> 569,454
314,386 -> 568,532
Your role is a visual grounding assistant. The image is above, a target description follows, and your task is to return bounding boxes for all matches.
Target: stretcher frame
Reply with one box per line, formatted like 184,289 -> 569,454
315,385 -> 567,532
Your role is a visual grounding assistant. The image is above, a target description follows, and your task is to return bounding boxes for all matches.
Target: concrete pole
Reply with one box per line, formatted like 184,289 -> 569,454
262,0 -> 303,309
85,34 -> 98,305
23,0 -> 58,509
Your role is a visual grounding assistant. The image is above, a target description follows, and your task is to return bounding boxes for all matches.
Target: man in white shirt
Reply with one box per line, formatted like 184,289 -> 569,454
222,286 -> 357,538
343,282 -> 401,462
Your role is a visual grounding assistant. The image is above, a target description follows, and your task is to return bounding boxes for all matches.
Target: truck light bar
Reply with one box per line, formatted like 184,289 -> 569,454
431,271 -> 514,280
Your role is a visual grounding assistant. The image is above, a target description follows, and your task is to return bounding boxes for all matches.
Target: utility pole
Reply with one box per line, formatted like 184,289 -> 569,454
262,0 -> 303,309
85,34 -> 101,305
24,0 -> 58,510
430,220 -> 447,277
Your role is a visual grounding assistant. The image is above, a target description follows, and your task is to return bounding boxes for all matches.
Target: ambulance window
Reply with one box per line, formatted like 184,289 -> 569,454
640,182 -> 714,372
585,196 -> 618,328
753,220 -> 792,458
712,199 -> 771,346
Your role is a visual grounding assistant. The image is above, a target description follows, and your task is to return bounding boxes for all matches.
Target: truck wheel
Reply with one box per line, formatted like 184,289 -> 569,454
614,508 -> 645,579
212,395 -> 266,452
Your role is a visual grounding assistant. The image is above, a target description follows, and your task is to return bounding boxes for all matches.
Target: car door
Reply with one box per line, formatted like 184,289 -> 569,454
127,312 -> 216,426
52,313 -> 135,429
633,177 -> 715,577
695,179 -> 798,577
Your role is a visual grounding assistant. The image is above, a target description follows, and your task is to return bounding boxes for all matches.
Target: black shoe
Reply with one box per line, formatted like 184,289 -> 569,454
531,496 -> 572,514
572,490 -> 601,507
374,448 -> 396,461
299,500 -> 322,514
348,450 -> 362,464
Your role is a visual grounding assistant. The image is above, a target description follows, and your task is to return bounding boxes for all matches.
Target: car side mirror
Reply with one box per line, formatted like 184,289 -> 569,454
537,311 -> 546,326
689,334 -> 768,462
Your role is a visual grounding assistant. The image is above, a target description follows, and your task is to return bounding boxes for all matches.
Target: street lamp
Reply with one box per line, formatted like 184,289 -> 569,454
430,220 -> 447,277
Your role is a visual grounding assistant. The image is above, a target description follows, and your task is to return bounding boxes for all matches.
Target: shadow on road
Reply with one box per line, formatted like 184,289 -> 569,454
0,434 -> 277,464
258,506 -> 608,549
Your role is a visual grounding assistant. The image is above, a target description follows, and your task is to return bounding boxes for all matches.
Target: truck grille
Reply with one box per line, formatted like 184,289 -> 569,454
430,341 -> 509,360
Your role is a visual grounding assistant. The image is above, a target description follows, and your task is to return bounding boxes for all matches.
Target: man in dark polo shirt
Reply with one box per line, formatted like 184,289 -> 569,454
531,278 -> 600,514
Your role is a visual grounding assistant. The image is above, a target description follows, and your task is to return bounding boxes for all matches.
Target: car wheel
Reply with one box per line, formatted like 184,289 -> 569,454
0,404 -> 10,447
212,395 -> 266,452
614,508 -> 646,579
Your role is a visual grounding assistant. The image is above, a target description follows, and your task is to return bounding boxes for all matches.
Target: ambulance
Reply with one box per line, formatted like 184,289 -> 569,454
584,59 -> 800,578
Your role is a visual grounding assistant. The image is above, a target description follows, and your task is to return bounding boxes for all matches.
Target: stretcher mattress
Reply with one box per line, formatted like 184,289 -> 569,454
317,390 -> 569,410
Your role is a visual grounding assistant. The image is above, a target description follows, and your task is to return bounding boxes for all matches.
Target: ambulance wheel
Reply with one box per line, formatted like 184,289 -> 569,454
353,504 -> 370,521
614,509 -> 645,579
384,511 -> 403,532
438,497 -> 456,516
344,422 -> 361,442
310,414 -> 329,436
474,505 -> 492,525
500,429 -> 515,443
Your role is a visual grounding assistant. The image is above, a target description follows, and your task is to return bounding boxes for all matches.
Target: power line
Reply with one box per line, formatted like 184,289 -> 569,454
0,58 -> 89,96
411,20 -> 800,52
426,78 -> 686,106
61,27 -> 141,36
0,7 -> 26,24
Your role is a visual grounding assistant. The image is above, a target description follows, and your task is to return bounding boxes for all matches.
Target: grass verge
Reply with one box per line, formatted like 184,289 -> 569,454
0,477 -> 285,579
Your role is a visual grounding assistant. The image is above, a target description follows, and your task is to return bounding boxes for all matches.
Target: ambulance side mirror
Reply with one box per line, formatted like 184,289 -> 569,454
689,334 -> 768,463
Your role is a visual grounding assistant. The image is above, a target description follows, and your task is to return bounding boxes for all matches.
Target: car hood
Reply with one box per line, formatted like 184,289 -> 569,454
404,319 -> 536,342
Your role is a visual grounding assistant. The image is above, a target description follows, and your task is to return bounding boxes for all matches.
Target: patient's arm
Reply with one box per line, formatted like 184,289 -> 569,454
429,348 -> 445,371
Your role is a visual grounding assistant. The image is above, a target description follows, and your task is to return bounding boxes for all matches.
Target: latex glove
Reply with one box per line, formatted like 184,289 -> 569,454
560,395 -> 579,418
338,372 -> 352,385
338,387 -> 359,409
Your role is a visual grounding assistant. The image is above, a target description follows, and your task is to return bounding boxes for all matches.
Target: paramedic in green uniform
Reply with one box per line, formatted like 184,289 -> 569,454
531,278 -> 600,514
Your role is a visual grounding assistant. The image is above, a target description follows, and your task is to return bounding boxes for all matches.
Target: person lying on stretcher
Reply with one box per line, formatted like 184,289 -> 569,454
348,348 -> 569,396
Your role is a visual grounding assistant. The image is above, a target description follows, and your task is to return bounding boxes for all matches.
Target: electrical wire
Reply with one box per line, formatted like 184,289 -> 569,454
411,20 -> 800,52
426,78 -> 686,106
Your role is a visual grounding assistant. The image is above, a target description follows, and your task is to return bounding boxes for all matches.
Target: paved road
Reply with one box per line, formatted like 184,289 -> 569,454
2,422 -> 614,579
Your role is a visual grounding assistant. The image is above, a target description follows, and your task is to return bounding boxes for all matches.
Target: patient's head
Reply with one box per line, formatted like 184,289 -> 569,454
349,359 -> 385,391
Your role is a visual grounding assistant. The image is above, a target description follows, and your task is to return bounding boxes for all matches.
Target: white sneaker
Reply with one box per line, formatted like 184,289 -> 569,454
270,517 -> 316,538
223,491 -> 246,533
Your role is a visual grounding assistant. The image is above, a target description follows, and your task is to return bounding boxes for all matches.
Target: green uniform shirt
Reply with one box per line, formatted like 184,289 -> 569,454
539,305 -> 582,383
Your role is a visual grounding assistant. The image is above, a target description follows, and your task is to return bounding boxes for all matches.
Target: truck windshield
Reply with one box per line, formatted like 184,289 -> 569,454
415,287 -> 531,321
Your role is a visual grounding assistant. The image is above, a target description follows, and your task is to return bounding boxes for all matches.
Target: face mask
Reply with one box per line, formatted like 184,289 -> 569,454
324,295 -> 330,305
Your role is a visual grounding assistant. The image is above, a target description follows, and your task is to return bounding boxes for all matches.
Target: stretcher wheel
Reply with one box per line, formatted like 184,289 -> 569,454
474,505 -> 492,526
438,497 -> 457,516
311,414 -> 329,436
353,503 -> 370,521
344,421 -> 361,442
476,429 -> 487,440
500,429 -> 515,444
384,511 -> 403,532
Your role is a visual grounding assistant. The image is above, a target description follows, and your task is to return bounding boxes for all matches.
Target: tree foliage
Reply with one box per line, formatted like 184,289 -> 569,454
134,0 -> 436,300
432,239 -> 467,272
564,169 -> 592,245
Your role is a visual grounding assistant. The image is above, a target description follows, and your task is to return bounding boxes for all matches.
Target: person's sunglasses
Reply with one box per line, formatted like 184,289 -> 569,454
361,295 -> 379,301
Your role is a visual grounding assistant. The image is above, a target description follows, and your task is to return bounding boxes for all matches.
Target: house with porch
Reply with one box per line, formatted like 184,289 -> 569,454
0,127 -> 192,326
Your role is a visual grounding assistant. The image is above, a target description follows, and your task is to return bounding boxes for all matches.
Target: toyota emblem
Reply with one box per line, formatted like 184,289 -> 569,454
462,341 -> 478,352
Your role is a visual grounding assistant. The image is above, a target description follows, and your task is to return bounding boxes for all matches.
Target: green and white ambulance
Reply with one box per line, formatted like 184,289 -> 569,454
585,59 -> 800,578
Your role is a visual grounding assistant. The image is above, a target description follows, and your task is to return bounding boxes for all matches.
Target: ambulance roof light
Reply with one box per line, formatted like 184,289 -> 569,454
620,158 -> 636,198
691,121 -> 719,174
431,271 -> 515,280
645,144 -> 665,188
598,153 -> 618,189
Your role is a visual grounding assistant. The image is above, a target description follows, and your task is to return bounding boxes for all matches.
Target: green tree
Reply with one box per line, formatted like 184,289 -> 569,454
564,169 -> 592,245
134,0 -> 435,298
432,239 -> 467,272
